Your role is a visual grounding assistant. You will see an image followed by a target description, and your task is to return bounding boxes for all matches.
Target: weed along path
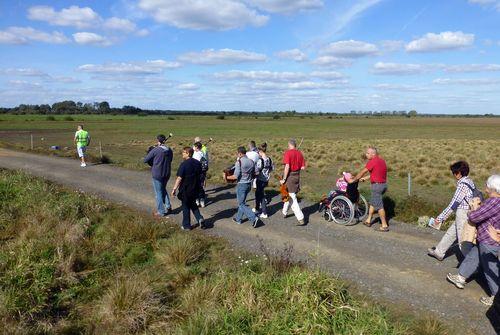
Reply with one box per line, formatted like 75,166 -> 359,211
0,148 -> 495,334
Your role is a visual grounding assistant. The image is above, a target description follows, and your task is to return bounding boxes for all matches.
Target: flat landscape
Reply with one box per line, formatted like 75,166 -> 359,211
1,114 -> 499,223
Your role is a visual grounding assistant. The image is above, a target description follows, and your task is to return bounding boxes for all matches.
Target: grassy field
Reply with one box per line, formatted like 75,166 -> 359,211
1,114 -> 499,223
0,169 -> 450,334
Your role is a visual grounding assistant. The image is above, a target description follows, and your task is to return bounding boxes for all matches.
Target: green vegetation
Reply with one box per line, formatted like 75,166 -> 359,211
1,114 -> 499,224
0,170 -> 448,334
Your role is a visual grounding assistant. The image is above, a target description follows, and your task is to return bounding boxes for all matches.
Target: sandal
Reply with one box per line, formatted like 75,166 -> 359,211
363,221 -> 372,227
378,226 -> 389,232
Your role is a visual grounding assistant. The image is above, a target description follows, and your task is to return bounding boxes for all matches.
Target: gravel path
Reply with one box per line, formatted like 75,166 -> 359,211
0,148 -> 496,334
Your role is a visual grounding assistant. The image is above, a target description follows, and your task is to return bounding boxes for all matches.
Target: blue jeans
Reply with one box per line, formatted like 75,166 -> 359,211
459,243 -> 500,296
235,182 -> 256,223
152,178 -> 171,215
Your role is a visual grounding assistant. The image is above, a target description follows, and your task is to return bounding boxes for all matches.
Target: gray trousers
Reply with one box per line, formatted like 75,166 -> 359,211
459,243 -> 499,296
434,208 -> 468,258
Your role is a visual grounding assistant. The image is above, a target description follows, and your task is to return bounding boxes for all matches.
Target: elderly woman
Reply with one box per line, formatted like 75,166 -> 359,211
446,174 -> 500,306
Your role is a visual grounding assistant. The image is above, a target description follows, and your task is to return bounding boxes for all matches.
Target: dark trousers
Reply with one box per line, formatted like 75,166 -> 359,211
182,196 -> 203,229
255,180 -> 268,214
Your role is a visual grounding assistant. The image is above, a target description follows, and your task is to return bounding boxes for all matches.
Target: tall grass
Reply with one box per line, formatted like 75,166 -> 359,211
0,169 -> 449,334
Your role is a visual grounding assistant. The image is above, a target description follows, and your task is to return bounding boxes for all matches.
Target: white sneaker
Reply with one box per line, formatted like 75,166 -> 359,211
196,199 -> 200,207
259,213 -> 268,219
446,273 -> 465,289
200,199 -> 206,208
252,208 -> 257,213
81,163 -> 86,167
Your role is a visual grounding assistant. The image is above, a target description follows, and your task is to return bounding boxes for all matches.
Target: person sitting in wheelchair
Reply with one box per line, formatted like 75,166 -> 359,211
320,172 -> 358,210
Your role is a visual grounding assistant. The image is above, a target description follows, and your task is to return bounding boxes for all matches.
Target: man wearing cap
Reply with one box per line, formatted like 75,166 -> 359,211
144,134 -> 173,218
280,139 -> 306,226
351,146 -> 389,232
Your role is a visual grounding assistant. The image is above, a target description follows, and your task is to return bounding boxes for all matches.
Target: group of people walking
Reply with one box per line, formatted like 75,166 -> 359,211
427,161 -> 500,307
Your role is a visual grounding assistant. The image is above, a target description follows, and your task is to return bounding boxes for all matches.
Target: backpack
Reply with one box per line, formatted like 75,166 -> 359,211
462,182 -> 484,202
200,155 -> 209,172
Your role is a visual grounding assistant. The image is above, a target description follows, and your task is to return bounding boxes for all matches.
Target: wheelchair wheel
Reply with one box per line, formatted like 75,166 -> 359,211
354,194 -> 368,222
323,210 -> 332,221
329,195 -> 354,225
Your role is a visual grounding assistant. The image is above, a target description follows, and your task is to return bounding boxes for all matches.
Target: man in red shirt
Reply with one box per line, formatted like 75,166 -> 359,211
280,139 -> 306,225
351,146 -> 389,231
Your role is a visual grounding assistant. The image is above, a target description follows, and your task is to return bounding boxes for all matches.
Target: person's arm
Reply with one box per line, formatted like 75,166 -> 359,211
86,134 -> 91,146
280,164 -> 290,185
143,148 -> 155,164
468,199 -> 494,225
351,168 -> 369,183
487,225 -> 500,243
171,176 -> 182,196
436,183 -> 467,223
74,132 -> 78,145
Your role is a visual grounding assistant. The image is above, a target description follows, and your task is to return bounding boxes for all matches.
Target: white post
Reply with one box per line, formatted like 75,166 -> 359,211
408,172 -> 411,196
99,141 -> 103,159
30,134 -> 33,150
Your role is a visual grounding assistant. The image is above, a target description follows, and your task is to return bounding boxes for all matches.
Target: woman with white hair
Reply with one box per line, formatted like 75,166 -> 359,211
447,174 -> 500,306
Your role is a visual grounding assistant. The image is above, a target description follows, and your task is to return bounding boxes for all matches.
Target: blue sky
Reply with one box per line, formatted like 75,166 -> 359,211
1,0 -> 500,114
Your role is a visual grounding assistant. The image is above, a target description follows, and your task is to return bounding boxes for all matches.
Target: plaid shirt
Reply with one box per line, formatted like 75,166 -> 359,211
468,197 -> 500,246
437,176 -> 475,222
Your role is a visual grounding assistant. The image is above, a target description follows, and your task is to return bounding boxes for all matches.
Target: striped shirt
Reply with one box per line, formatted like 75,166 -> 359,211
468,197 -> 500,246
437,176 -> 475,222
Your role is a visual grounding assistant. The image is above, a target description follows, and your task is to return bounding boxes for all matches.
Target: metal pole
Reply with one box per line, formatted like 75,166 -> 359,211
408,172 -> 411,196
99,141 -> 103,159
30,134 -> 33,150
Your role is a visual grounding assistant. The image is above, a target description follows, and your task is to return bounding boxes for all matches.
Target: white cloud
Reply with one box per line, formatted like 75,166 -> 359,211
380,40 -> 404,52
78,60 -> 181,75
135,28 -> 150,37
73,32 -> 111,46
310,71 -> 344,80
311,56 -> 353,68
444,64 -> 500,73
178,48 -> 267,65
248,0 -> 323,14
103,17 -> 137,33
433,78 -> 500,85
178,83 -> 199,90
137,0 -> 269,30
321,40 -> 378,58
28,5 -> 100,29
406,31 -> 475,53
249,81 -> 343,91
328,0 -> 383,36
372,62 -> 440,75
468,0 -> 496,4
275,49 -> 307,61
214,70 -> 307,82
0,68 -> 48,77
0,26 -> 69,44
374,83 -> 428,92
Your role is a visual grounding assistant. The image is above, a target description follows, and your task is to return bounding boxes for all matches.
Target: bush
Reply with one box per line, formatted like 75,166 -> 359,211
46,116 -> 56,121
273,115 -> 281,119
138,112 -> 148,117
64,116 -> 74,121
216,115 -> 225,120
167,116 -> 175,120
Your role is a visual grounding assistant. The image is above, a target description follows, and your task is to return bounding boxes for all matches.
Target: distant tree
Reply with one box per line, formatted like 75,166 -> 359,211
98,101 -> 110,114
408,110 -> 417,117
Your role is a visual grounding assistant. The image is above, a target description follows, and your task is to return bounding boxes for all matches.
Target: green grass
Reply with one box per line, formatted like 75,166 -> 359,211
0,169 -> 451,334
1,114 -> 499,224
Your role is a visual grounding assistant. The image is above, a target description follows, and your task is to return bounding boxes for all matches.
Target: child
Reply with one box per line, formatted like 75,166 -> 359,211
319,172 -> 355,212
254,143 -> 274,218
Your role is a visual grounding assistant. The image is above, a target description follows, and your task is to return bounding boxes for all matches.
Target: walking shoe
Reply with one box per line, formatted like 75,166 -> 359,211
81,162 -> 87,167
198,217 -> 206,229
259,213 -> 268,219
181,225 -> 192,231
427,247 -> 444,261
200,199 -> 206,208
165,208 -> 172,215
232,217 -> 242,225
282,212 -> 288,219
480,296 -> 494,306
252,217 -> 260,228
196,199 -> 200,207
446,273 -> 465,289
296,219 -> 306,226
252,208 -> 257,213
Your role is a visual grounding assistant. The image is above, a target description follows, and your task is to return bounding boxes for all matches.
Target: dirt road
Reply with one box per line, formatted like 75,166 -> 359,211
0,148 -> 496,334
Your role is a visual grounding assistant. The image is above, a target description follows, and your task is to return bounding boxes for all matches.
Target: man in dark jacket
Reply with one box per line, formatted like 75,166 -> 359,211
144,134 -> 173,218
172,147 -> 205,230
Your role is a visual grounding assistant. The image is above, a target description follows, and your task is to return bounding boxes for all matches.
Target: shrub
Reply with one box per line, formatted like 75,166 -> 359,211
64,116 -> 74,121
216,115 -> 225,120
46,116 -> 56,121
273,115 -> 281,119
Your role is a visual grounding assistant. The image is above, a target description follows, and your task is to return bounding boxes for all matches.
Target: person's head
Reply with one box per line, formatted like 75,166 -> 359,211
343,172 -> 353,182
249,140 -> 256,149
182,146 -> 194,160
450,161 -> 469,180
288,139 -> 297,150
258,142 -> 267,156
486,174 -> 500,197
194,141 -> 202,151
194,136 -> 201,143
365,146 -> 378,160
237,146 -> 246,158
157,134 -> 166,145
77,125 -> 83,130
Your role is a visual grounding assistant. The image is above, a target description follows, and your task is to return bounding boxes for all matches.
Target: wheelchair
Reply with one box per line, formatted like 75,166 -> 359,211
319,181 -> 368,225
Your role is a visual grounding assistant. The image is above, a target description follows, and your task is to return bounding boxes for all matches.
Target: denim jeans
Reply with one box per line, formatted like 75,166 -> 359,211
459,243 -> 500,296
152,178 -> 171,215
182,196 -> 203,229
235,182 -> 256,222
255,180 -> 268,214
198,173 -> 206,200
